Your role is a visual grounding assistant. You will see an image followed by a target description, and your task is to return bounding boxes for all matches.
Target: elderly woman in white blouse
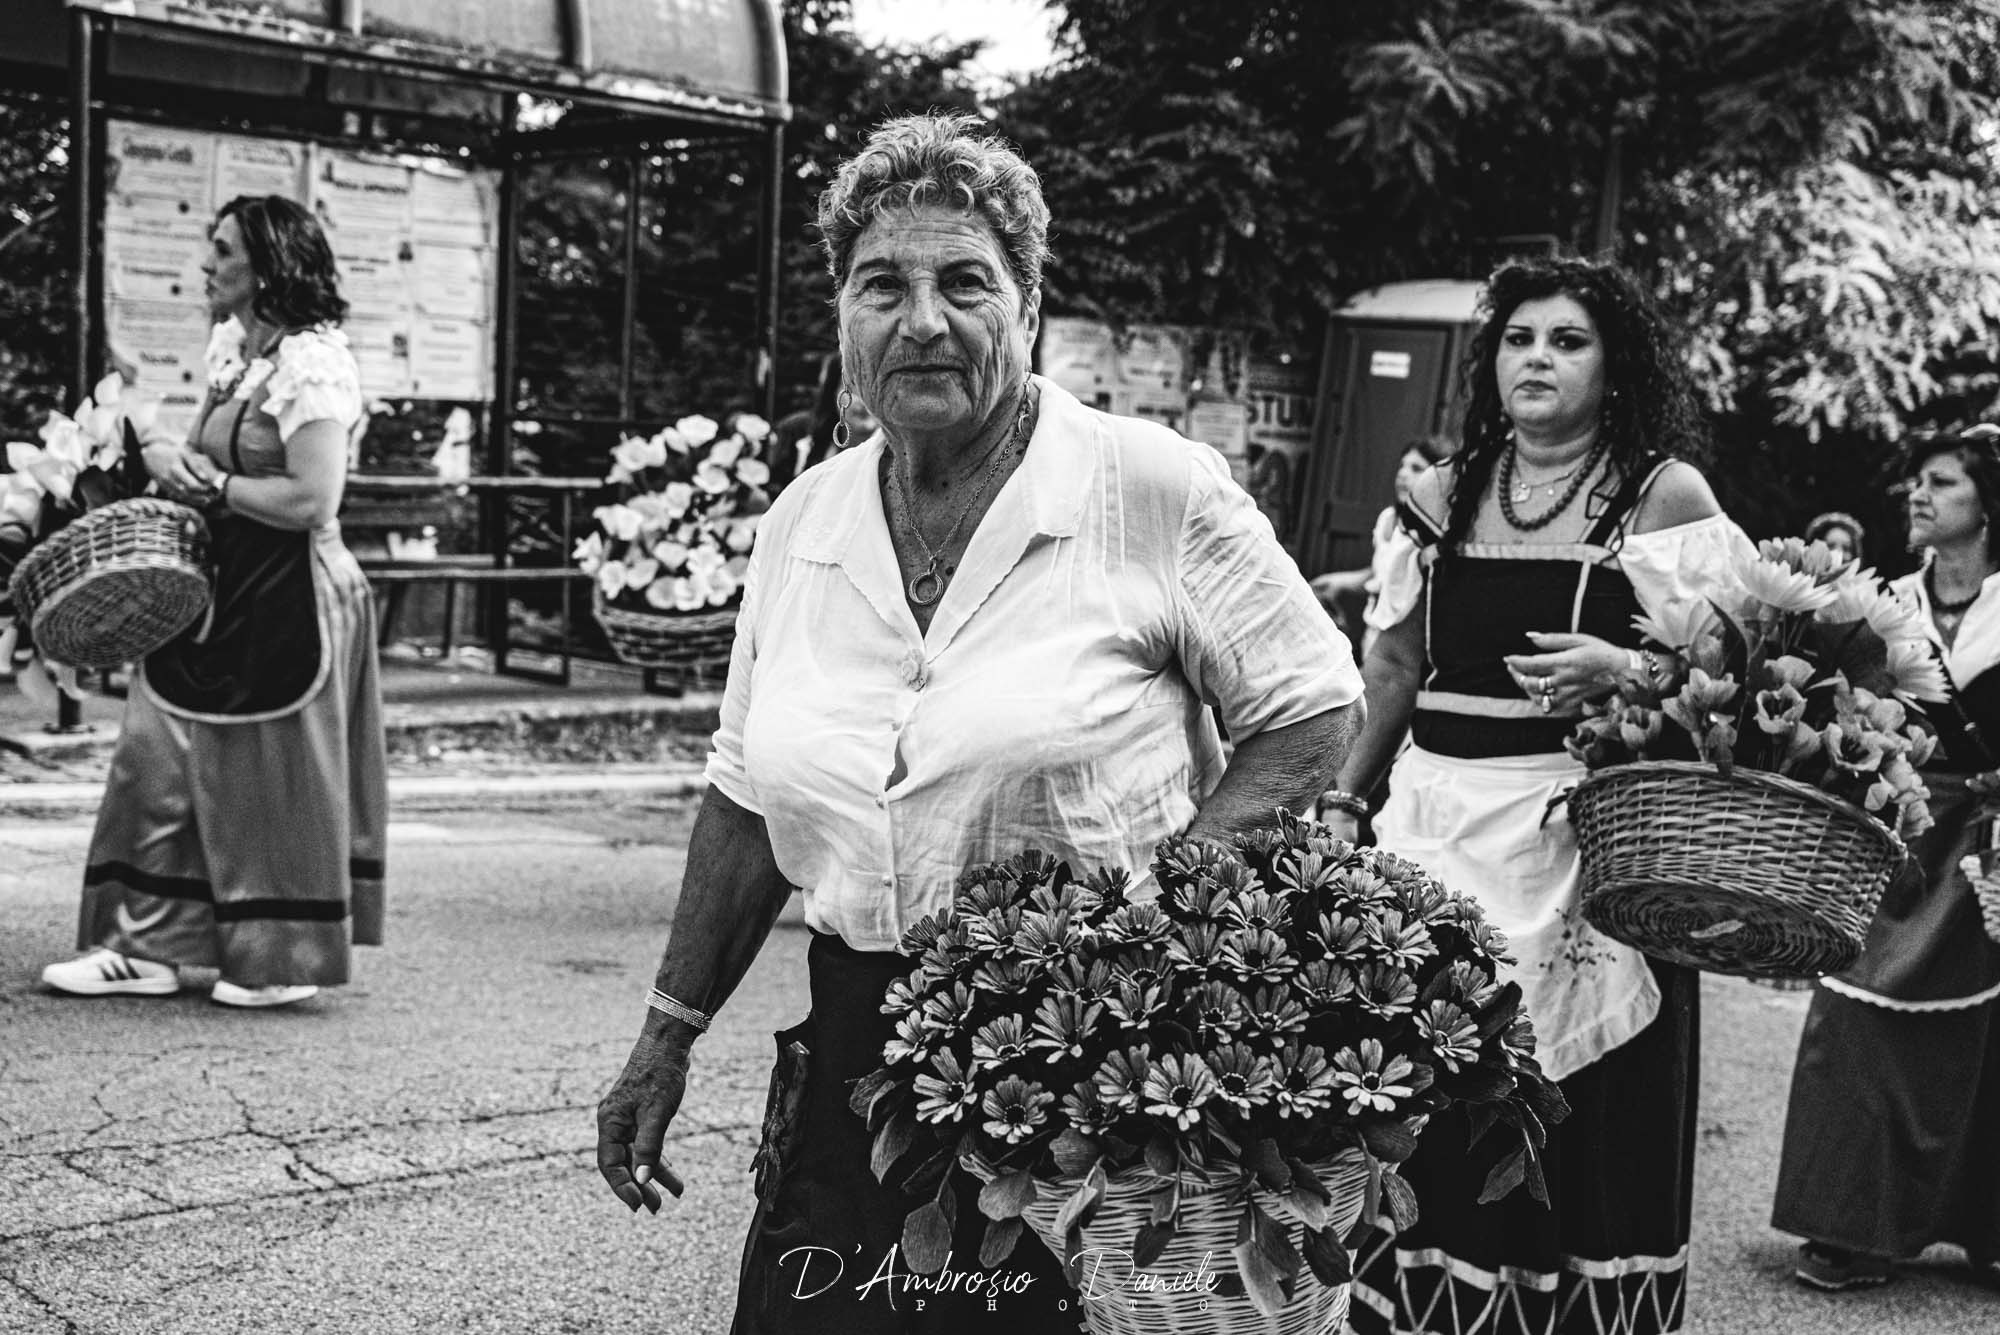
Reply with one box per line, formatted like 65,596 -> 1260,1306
595,112 -> 1365,1334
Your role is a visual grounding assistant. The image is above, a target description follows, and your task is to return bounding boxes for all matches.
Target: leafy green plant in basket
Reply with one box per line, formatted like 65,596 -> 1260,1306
1566,536 -> 1948,839
850,810 -> 1570,1319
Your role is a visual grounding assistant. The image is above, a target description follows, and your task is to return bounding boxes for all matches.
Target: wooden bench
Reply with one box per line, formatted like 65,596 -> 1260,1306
344,474 -> 603,683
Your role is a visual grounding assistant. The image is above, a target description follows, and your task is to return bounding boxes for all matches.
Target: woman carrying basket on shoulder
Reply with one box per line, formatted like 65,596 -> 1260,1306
1323,256 -> 1753,1334
40,194 -> 387,1009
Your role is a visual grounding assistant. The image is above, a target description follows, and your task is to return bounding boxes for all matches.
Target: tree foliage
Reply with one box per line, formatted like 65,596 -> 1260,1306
0,97 -> 70,442
998,0 -> 2000,536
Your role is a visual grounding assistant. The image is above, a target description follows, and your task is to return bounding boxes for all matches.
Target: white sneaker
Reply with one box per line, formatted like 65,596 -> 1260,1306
41,948 -> 181,997
210,980 -> 319,1008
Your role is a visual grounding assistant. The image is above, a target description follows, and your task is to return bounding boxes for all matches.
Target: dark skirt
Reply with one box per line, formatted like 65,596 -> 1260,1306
1770,777 -> 2000,1259
731,931 -> 1086,1335
1346,959 -> 1699,1335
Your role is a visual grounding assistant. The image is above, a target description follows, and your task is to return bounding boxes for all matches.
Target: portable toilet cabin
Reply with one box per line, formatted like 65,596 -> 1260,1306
1294,280 -> 1484,583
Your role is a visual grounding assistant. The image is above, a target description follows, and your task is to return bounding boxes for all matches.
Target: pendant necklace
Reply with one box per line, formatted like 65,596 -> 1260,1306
1499,435 -> 1607,532
890,383 -> 1037,607
1926,566 -> 1983,618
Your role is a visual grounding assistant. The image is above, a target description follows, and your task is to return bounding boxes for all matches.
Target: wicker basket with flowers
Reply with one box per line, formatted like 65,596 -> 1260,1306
1565,536 -> 1949,978
574,412 -> 772,679
852,810 -> 1568,1335
1,374 -> 210,672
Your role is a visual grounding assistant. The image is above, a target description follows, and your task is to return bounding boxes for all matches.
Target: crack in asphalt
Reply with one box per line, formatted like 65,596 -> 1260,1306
0,1115 -> 761,1245
0,1269 -> 79,1334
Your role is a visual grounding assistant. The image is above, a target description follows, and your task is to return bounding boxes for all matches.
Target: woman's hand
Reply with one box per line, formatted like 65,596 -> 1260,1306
1319,807 -> 1362,843
596,1029 -> 692,1214
142,440 -> 219,506
1503,631 -> 1629,716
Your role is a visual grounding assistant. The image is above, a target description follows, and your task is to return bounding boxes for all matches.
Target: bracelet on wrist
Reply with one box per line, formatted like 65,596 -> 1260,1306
1319,789 -> 1370,819
646,987 -> 712,1033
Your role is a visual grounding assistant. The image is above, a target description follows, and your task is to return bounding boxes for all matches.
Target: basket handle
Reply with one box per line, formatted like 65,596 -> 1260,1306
121,419 -> 150,500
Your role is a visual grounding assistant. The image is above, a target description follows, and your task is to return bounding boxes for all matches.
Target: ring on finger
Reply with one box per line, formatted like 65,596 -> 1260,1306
1538,691 -> 1553,714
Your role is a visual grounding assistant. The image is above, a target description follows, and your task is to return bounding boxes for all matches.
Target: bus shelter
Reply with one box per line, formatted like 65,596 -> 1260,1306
2,0 -> 790,691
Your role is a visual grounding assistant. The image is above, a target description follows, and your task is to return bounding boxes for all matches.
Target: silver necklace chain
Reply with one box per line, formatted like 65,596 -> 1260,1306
889,383 -> 1037,608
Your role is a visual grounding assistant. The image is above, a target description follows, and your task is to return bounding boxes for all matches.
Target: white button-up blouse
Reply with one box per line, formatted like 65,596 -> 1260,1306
704,376 -> 1363,952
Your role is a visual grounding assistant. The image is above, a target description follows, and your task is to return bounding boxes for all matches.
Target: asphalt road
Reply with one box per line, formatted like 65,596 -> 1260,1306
1,796 -> 1994,1334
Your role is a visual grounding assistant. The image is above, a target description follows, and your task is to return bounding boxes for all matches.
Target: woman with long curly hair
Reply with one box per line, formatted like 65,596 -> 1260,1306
1321,256 -> 1753,1334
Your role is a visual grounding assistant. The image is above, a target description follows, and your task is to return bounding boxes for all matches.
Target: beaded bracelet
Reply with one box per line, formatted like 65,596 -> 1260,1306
647,987 -> 712,1032
1319,789 -> 1370,819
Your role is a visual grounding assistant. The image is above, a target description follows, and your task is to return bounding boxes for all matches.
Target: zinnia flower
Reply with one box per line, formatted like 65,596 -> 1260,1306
1049,958 -> 1114,1004
1092,1046 -> 1153,1112
1141,1053 -> 1216,1131
1240,985 -> 1310,1040
970,1015 -> 1031,1072
1182,981 -> 1250,1041
1061,1080 -> 1118,1136
1331,1038 -> 1417,1113
980,1076 -> 1054,1144
1027,994 -> 1103,1062
1366,910 -> 1437,970
1220,927 -> 1297,983
1102,903 -> 1174,948
1273,1043 -> 1338,1119
1354,961 -> 1418,1018
882,1011 -> 936,1066
1206,1043 -> 1279,1114
1417,1000 -> 1482,1071
913,1050 -> 979,1124
1292,959 -> 1358,1006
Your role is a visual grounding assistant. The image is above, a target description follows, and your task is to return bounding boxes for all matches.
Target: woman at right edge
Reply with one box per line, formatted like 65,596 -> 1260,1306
1325,257 -> 1752,1334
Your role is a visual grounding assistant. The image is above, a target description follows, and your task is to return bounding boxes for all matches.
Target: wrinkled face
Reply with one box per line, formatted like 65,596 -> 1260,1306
1907,450 -> 1987,549
1495,294 -> 1606,440
837,204 -> 1039,444
1393,447 -> 1430,505
202,214 -> 258,324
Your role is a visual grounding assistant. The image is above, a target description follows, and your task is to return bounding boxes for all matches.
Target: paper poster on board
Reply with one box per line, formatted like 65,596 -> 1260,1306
213,134 -> 307,204
106,124 -> 214,211
107,299 -> 212,435
1036,316 -> 1117,411
409,316 -> 489,401
1114,324 -> 1189,392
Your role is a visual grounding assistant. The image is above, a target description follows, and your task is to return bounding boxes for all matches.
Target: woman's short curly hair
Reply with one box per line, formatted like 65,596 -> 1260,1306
215,194 -> 348,329
816,111 -> 1051,300
1442,256 -> 1708,554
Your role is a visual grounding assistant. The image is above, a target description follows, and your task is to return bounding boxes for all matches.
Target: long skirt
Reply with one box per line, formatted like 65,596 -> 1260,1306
1346,958 -> 1699,1335
732,930 -> 1085,1335
1771,776 -> 2000,1260
76,531 -> 388,987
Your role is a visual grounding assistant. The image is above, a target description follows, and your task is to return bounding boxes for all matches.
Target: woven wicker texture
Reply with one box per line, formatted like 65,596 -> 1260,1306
8,497 -> 211,670
1569,760 -> 1903,979
593,591 -> 737,683
994,1151 -> 1371,1335
1957,849 -> 2000,947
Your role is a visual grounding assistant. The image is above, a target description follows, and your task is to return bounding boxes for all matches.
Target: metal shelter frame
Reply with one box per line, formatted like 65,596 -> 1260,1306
29,0 -> 791,708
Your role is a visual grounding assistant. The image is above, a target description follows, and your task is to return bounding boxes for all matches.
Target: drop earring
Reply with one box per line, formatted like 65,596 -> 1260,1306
832,388 -> 853,451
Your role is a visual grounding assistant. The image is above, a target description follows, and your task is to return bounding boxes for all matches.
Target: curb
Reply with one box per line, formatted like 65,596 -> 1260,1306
0,766 -> 710,817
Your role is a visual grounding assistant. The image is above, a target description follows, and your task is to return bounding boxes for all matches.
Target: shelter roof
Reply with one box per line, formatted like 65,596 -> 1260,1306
21,0 -> 787,123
